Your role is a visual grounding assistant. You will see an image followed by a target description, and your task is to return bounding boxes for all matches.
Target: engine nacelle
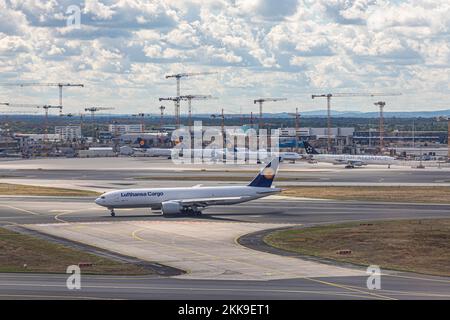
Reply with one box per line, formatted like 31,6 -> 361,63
161,201 -> 183,215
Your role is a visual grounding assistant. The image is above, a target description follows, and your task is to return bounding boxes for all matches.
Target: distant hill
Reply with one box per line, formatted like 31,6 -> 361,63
6,109 -> 450,119
191,109 -> 450,118
254,109 -> 450,118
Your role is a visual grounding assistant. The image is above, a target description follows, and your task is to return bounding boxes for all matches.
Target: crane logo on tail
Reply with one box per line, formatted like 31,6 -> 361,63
263,167 -> 275,179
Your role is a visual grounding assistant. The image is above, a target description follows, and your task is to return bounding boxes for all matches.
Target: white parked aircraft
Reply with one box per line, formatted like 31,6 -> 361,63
133,147 -> 172,157
216,148 -> 301,163
302,141 -> 395,168
132,146 -> 220,160
95,157 -> 282,216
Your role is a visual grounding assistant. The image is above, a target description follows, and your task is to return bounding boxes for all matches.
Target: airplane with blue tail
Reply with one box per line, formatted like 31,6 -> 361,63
301,141 -> 396,168
95,157 -> 282,216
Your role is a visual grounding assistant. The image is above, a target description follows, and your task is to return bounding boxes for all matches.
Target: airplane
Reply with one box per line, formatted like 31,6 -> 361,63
133,147 -> 172,157
216,148 -> 301,164
133,138 -> 222,160
132,138 -> 172,158
301,141 -> 396,168
95,156 -> 282,216
279,151 -> 301,163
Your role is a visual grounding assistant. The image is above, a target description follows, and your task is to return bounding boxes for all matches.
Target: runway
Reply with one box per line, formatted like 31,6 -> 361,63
0,157 -> 449,299
0,196 -> 449,299
1,196 -> 450,226
1,272 -> 449,300
1,157 -> 450,187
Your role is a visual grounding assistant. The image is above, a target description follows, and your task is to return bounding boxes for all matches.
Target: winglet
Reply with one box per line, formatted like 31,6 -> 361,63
248,156 -> 281,188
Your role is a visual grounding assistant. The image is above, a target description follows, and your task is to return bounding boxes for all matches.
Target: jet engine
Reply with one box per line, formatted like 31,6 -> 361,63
161,201 -> 183,215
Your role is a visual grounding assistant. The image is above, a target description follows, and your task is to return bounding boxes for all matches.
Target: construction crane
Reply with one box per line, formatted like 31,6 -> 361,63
253,98 -> 287,130
374,101 -> 386,153
179,95 -> 215,132
0,83 -> 84,114
37,105 -> 63,140
159,105 -> 166,128
1,103 -> 61,140
132,113 -> 151,133
159,97 -> 180,127
311,93 -> 401,151
0,102 -> 41,108
165,72 -> 217,127
287,108 -> 301,151
211,108 -> 225,155
84,107 -> 114,140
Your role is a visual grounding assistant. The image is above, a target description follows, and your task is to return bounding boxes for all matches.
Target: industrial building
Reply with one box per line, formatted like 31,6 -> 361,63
108,124 -> 144,134
55,126 -> 82,141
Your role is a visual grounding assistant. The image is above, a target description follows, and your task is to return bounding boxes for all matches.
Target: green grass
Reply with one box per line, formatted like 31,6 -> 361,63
0,227 -> 152,275
264,219 -> 450,277
0,183 -> 100,197
281,186 -> 450,203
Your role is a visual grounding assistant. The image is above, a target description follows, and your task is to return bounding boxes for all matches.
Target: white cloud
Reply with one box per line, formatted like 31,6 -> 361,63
0,0 -> 449,112
84,0 -> 115,20
165,22 -> 200,47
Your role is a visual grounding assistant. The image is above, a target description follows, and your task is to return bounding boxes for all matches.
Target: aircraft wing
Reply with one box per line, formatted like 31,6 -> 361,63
178,196 -> 252,207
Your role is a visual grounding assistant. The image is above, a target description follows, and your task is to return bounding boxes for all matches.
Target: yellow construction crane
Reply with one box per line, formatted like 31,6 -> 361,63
253,98 -> 287,130
165,72 -> 217,127
84,107 -> 114,140
0,83 -> 84,114
311,92 -> 401,151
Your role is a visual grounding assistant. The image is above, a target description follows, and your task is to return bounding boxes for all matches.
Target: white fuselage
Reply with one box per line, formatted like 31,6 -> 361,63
311,154 -> 396,166
95,186 -> 280,209
217,149 -> 300,162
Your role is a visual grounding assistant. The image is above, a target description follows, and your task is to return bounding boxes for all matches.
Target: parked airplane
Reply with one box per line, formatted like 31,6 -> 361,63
132,136 -> 300,163
301,141 -> 395,168
217,148 -> 301,163
280,152 -> 301,163
133,147 -> 172,157
95,157 -> 282,216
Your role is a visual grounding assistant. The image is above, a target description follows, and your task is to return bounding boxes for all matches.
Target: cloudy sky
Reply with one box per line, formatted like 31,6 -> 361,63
0,0 -> 449,115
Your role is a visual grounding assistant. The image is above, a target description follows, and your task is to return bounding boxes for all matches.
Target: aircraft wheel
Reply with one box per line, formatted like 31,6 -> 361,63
110,209 -> 115,217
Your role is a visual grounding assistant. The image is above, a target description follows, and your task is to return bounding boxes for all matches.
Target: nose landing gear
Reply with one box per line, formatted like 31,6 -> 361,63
109,208 -> 115,217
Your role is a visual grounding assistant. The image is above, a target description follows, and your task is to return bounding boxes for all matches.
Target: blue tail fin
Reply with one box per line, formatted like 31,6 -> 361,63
248,157 -> 281,188
136,137 -> 149,148
302,141 -> 319,154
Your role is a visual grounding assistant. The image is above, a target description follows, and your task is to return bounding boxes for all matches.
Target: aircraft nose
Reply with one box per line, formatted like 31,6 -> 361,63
95,197 -> 104,205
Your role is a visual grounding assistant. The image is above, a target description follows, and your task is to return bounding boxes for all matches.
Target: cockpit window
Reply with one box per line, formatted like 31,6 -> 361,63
101,196 -> 105,199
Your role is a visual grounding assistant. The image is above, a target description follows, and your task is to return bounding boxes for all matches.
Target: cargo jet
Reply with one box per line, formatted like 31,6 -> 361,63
95,157 -> 282,216
302,141 -> 395,168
